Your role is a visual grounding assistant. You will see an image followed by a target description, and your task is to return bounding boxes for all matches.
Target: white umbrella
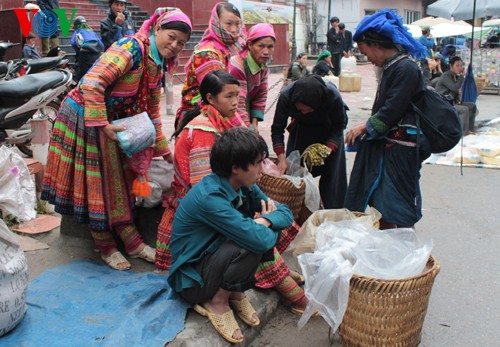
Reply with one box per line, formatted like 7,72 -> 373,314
482,18 -> 500,27
411,16 -> 452,27
427,0 -> 500,21
430,23 -> 473,37
404,24 -> 423,38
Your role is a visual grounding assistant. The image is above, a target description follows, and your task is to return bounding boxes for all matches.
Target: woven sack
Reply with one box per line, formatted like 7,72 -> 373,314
339,256 -> 440,347
257,173 -> 305,220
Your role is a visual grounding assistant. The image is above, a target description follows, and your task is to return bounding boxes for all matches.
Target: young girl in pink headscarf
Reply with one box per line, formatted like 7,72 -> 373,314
229,23 -> 275,133
42,8 -> 192,271
175,2 -> 246,129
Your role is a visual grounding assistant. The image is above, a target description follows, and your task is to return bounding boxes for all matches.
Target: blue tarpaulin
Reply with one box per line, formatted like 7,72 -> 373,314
0,261 -> 188,347
462,63 -> 478,103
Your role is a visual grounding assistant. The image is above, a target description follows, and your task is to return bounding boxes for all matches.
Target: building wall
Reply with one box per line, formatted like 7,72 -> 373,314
0,0 -> 23,11
316,0 -> 424,46
360,0 -> 424,22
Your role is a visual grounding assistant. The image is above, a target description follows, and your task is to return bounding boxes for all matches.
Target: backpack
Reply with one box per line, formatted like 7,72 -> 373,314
411,86 -> 462,153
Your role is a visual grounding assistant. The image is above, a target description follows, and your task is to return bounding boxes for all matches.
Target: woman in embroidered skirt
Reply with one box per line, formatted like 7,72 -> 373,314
175,2 -> 246,129
229,23 -> 275,133
157,70 -> 309,314
42,8 -> 192,270
344,10 -> 431,229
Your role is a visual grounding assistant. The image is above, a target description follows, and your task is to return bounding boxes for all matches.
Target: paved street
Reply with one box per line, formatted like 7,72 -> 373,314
21,62 -> 500,346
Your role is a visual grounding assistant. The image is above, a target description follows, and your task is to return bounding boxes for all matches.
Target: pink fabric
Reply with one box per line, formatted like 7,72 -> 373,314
247,23 -> 276,44
137,7 -> 192,75
197,2 -> 246,57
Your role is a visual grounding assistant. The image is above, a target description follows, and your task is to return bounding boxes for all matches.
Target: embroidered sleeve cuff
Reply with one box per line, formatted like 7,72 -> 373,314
86,120 -> 109,127
367,115 -> 390,138
325,140 -> 338,150
250,110 -> 264,121
273,145 -> 285,156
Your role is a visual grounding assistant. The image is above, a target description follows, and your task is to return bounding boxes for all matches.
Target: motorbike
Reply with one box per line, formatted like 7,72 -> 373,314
0,69 -> 73,156
0,41 -> 70,81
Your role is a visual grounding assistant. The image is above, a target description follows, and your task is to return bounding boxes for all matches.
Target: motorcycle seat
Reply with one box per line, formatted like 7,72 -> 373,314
26,56 -> 64,74
0,62 -> 7,76
0,70 -> 68,98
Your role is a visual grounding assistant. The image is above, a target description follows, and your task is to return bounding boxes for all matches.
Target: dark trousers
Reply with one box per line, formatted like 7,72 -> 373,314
179,240 -> 262,305
332,53 -> 342,76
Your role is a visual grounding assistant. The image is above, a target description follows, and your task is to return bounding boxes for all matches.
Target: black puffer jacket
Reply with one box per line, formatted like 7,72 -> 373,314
100,10 -> 136,50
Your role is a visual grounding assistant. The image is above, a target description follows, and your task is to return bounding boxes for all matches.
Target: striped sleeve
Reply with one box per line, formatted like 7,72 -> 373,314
81,38 -> 137,126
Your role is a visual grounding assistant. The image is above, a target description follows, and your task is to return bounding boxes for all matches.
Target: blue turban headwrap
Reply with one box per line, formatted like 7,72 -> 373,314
353,9 -> 426,60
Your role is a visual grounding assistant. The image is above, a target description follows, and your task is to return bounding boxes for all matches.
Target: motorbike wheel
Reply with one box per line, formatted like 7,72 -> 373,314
16,100 -> 60,157
33,100 -> 60,125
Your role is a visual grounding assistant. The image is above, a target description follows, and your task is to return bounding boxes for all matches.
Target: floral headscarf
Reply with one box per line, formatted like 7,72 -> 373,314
197,2 -> 247,56
138,7 -> 192,75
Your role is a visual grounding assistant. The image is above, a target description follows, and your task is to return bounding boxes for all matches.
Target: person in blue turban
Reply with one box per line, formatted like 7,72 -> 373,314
344,9 -> 431,229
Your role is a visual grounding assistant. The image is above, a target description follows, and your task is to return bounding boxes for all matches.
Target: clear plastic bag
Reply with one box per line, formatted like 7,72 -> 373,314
297,220 -> 432,332
282,150 -> 321,212
0,146 -> 36,222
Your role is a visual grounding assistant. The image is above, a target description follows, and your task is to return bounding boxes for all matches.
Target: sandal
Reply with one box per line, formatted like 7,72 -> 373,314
101,251 -> 131,271
229,296 -> 260,327
193,304 -> 243,344
129,245 -> 155,263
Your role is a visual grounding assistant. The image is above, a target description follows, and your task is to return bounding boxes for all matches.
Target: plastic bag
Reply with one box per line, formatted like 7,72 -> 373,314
261,158 -> 281,177
0,146 -> 36,222
282,151 -> 320,212
288,207 -> 382,261
137,159 -> 174,208
297,220 -> 432,332
112,112 -> 156,158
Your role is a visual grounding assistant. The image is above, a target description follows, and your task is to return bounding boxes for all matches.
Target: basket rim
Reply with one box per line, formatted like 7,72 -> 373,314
351,255 -> 440,284
259,173 -> 306,189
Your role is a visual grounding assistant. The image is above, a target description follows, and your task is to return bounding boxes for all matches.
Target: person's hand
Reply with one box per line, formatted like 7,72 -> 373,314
251,119 -> 259,134
261,199 -> 277,215
115,12 -> 125,25
345,122 -> 366,146
277,154 -> 288,175
163,153 -> 174,163
102,124 -> 126,141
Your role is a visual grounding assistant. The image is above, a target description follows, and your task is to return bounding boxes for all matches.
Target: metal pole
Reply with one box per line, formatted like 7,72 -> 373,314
291,0 -> 297,61
469,0 -> 477,67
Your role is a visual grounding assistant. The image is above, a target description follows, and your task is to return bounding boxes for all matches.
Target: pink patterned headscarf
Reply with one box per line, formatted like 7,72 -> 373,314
138,7 -> 192,75
197,2 -> 247,57
247,23 -> 276,44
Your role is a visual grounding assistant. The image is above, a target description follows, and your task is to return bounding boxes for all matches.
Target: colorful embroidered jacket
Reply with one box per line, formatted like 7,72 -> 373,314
176,45 -> 231,119
79,37 -> 170,157
229,53 -> 268,126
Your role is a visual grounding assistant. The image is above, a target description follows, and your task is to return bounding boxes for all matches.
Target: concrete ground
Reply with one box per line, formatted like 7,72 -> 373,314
19,62 -> 500,346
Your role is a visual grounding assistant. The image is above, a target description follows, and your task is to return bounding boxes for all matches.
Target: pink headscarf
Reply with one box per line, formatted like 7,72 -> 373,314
138,7 -> 192,75
240,23 -> 276,57
197,2 -> 247,57
247,23 -> 276,44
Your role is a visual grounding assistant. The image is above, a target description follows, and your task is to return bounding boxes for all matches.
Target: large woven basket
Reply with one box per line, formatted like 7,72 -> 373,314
339,256 -> 440,347
257,173 -> 306,220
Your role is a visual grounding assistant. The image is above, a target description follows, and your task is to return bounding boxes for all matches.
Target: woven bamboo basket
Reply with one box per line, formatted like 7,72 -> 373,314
257,173 -> 306,220
339,256 -> 440,347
